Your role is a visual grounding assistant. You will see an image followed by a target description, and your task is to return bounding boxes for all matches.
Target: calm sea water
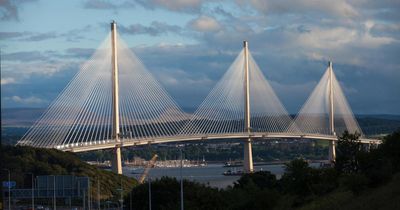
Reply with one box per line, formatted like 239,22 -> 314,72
123,164 -> 287,188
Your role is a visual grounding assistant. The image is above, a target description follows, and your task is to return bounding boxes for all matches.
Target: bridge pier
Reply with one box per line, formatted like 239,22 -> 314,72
243,138 -> 254,173
112,146 -> 123,174
328,141 -> 336,163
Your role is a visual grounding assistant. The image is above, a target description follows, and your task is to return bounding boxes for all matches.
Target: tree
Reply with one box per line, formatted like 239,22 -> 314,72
234,171 -> 278,190
281,158 -> 313,195
125,177 -> 225,210
381,129 -> 400,172
335,131 -> 363,174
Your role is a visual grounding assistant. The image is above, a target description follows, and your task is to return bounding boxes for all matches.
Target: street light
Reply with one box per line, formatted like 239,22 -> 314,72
129,186 -> 132,210
52,175 -> 56,210
26,173 -> 35,210
2,169 -> 11,210
148,177 -> 151,210
97,177 -> 100,210
116,184 -> 123,210
120,179 -> 123,210
105,201 -> 111,210
180,148 -> 184,210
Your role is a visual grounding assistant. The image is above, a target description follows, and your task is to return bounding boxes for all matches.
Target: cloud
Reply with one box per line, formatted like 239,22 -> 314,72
134,0 -> 203,13
2,51 -> 48,61
65,48 -> 96,59
189,16 -> 221,32
236,0 -> 358,18
1,0 -> 399,114
83,0 -> 135,10
1,77 -> 16,85
2,58 -> 75,78
0,31 -> 58,42
0,0 -> 37,21
22,32 -> 58,41
60,25 -> 94,42
0,31 -> 30,39
351,0 -> 400,22
119,21 -> 182,36
370,22 -> 400,40
1,26 -> 94,43
10,95 -> 46,105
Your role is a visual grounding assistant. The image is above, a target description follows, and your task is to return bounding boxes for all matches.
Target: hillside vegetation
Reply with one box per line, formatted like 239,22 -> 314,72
299,173 -> 400,210
125,130 -> 400,210
0,145 -> 137,200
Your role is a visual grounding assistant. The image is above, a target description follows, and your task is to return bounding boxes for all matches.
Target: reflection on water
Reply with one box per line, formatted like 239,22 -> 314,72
123,164 -> 286,188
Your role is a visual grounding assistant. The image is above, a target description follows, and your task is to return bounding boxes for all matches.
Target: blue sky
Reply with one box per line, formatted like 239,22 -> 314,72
1,0 -> 399,114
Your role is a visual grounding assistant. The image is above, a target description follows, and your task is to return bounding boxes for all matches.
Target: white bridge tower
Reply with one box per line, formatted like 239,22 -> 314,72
243,41 -> 254,173
111,21 -> 122,174
328,61 -> 336,163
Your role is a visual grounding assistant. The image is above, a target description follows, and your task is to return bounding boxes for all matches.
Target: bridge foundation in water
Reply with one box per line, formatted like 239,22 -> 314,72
243,138 -> 254,173
112,146 -> 122,174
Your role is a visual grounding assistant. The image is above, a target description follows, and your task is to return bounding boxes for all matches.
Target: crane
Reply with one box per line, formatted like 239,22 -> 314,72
139,154 -> 158,184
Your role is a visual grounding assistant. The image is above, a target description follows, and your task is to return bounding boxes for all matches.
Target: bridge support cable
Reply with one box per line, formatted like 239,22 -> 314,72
181,41 -> 293,172
180,43 -> 293,136
117,35 -> 189,140
16,22 -> 379,161
289,62 -> 362,136
18,36 -> 114,148
288,62 -> 363,161
18,22 -> 189,152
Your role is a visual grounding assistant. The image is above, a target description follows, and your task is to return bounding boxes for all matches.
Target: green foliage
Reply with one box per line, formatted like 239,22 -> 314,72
0,145 -> 137,200
339,173 -> 369,195
3,129 -> 400,209
229,171 -> 281,210
336,129 -> 400,188
381,129 -> 400,172
125,177 -> 225,210
335,131 -> 363,174
281,159 -> 313,195
122,130 -> 400,209
300,173 -> 400,210
308,168 -> 338,196
234,171 -> 278,190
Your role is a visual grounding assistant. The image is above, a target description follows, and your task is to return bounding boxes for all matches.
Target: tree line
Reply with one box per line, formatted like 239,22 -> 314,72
124,130 -> 400,210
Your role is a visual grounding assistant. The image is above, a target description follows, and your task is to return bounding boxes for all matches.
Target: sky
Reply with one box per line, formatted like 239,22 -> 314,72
1,0 -> 399,115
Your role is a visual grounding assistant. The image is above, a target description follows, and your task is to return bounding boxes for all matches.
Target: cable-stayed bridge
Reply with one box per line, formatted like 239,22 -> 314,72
17,22 -> 381,174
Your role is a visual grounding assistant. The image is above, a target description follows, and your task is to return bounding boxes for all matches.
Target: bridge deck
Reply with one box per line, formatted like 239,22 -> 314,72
58,132 -> 382,153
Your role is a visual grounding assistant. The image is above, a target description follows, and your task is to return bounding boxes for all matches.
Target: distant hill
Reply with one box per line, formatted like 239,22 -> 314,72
2,108 -> 400,127
1,108 -> 45,127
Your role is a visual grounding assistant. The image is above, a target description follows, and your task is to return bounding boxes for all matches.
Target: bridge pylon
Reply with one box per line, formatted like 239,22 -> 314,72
111,21 -> 122,174
328,61 -> 336,164
243,41 -> 254,173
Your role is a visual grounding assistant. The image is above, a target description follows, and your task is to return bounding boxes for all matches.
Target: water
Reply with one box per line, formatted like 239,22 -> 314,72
123,163 -> 287,188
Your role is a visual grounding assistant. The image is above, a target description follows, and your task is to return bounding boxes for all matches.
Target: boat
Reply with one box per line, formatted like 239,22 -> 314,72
224,160 -> 243,167
223,169 -> 244,176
